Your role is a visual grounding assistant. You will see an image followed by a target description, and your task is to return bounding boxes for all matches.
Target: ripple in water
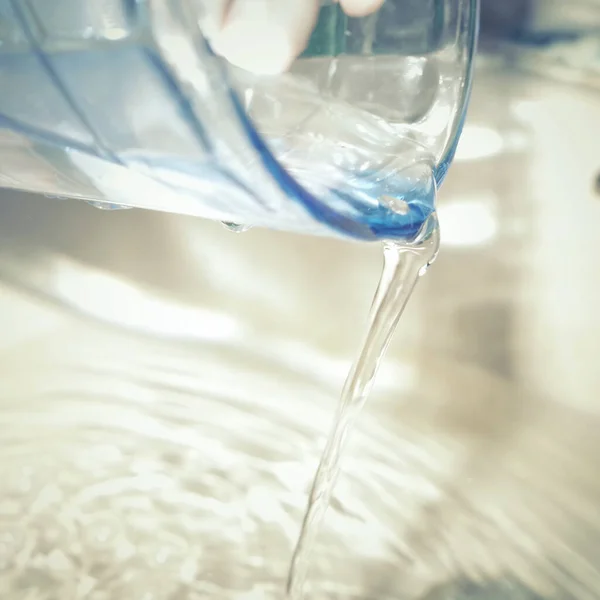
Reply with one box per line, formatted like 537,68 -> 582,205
0,329 -> 451,600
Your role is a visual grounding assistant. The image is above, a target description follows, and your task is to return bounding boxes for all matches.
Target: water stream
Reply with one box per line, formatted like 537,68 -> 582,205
287,213 -> 441,599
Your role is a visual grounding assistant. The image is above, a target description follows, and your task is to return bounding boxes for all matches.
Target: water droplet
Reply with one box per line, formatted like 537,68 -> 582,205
221,222 -> 251,233
380,195 -> 410,216
86,201 -> 131,211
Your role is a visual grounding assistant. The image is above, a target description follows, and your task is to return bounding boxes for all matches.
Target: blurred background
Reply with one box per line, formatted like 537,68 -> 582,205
0,1 -> 599,598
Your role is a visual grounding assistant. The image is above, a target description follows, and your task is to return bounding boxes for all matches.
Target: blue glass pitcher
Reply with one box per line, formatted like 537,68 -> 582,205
0,0 -> 478,241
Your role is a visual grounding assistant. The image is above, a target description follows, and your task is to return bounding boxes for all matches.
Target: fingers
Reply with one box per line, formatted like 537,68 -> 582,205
338,0 -> 385,17
209,0 -> 321,75
207,0 -> 385,74
198,0 -> 231,42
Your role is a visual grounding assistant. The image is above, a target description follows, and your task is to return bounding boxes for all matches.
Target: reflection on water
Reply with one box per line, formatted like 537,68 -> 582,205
0,303 -> 599,599
0,321 -> 437,600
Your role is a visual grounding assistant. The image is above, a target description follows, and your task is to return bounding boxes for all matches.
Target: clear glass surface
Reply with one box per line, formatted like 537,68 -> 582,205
0,0 -> 478,240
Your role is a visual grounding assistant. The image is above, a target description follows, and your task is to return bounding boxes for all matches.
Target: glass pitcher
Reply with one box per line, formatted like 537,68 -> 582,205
0,0 -> 478,241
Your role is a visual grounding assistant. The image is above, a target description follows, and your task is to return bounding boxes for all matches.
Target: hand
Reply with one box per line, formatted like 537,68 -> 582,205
202,0 -> 384,75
